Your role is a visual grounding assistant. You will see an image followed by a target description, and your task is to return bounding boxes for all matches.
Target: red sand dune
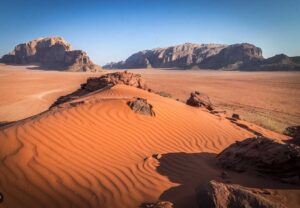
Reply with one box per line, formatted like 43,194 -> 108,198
1,82 -> 299,208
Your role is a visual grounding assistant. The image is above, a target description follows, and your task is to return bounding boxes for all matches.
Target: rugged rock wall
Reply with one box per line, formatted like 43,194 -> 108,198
103,43 -> 300,70
103,43 -> 227,69
0,37 -> 101,72
199,43 -> 263,69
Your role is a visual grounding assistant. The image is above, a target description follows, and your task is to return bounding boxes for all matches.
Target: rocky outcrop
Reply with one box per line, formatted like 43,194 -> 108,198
217,136 -> 300,184
196,180 -> 284,208
186,91 -> 214,111
103,43 -> 300,71
127,98 -> 155,116
0,37 -> 100,72
103,43 -> 227,69
82,71 -> 147,91
50,71 -> 147,108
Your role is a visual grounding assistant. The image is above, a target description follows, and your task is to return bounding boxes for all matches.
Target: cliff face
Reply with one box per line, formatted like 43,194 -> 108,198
103,43 -> 300,71
103,43 -> 227,69
199,43 -> 263,69
1,37 -> 101,72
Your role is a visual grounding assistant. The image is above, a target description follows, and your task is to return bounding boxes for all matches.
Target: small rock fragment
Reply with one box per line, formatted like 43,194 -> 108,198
152,153 -> 162,160
232,113 -> 240,120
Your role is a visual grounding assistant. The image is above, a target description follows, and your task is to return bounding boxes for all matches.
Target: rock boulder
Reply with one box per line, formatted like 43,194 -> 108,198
196,180 -> 284,208
186,91 -> 214,111
217,136 -> 300,184
127,98 -> 155,116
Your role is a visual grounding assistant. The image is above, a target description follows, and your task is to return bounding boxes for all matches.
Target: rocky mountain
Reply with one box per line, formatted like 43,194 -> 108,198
243,54 -> 300,71
199,43 -> 263,69
103,43 -> 228,69
0,37 -> 101,72
103,43 -> 300,70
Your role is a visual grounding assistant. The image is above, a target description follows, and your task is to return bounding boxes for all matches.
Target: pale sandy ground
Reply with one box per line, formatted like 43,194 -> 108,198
134,68 -> 300,133
0,64 -> 104,122
1,82 -> 299,208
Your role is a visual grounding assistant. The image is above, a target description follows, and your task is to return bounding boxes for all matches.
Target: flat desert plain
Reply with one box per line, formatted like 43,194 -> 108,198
1,64 -> 300,133
0,64 -> 300,208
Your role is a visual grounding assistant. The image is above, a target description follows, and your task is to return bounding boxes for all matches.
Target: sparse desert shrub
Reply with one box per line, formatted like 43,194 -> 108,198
158,91 -> 172,98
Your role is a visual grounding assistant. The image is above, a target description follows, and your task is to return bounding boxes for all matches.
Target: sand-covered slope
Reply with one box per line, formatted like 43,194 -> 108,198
0,84 -> 299,208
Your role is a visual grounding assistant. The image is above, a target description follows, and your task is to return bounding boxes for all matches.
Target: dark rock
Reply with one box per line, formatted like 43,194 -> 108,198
0,192 -> 3,203
232,113 -> 240,120
283,126 -> 300,139
1,37 -> 100,72
217,136 -> 300,184
186,91 -> 214,111
127,98 -> 155,116
221,171 -> 229,179
140,201 -> 173,208
196,180 -> 284,208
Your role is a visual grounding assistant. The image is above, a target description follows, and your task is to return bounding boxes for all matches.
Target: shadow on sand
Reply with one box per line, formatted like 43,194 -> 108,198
147,152 -> 300,208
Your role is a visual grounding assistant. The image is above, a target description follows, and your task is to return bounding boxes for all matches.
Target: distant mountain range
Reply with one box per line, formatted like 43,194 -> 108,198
103,43 -> 300,71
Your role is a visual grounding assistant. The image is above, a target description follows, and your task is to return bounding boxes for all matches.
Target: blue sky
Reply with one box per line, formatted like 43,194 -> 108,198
0,0 -> 299,65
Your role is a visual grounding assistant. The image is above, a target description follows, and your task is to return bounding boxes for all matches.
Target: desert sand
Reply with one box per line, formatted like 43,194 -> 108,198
0,66 -> 299,208
1,64 -> 299,134
138,69 -> 300,133
0,64 -> 103,122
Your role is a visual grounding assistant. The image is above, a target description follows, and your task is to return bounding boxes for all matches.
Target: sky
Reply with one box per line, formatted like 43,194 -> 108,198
0,0 -> 299,65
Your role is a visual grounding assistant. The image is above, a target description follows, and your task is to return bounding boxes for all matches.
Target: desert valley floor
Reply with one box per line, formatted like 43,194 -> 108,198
0,64 -> 300,208
1,64 -> 300,133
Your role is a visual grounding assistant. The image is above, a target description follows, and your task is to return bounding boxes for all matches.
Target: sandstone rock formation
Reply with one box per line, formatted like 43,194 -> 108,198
103,43 -> 227,69
217,136 -> 300,184
82,71 -> 147,92
199,43 -> 263,69
186,91 -> 214,111
50,71 -> 147,108
0,37 -> 100,72
103,43 -> 300,70
127,98 -> 155,116
196,180 -> 284,208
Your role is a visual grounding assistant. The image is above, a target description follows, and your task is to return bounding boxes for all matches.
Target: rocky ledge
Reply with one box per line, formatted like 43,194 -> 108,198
196,180 -> 284,208
50,71 -> 147,108
217,136 -> 300,184
0,37 -> 100,72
